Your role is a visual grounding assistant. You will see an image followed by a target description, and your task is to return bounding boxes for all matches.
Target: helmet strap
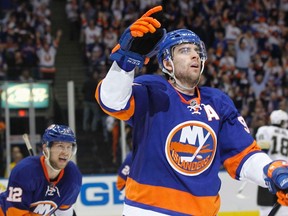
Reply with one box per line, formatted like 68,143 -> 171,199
43,148 -> 62,173
163,57 -> 206,91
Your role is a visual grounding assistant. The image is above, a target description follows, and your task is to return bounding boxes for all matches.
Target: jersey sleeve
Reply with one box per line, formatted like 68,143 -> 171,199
216,92 -> 263,180
96,61 -> 135,121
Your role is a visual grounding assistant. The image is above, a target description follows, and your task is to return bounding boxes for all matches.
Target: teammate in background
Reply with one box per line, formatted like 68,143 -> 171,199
256,110 -> 288,216
116,125 -> 133,191
96,5 -> 288,215
116,151 -> 133,191
0,124 -> 82,216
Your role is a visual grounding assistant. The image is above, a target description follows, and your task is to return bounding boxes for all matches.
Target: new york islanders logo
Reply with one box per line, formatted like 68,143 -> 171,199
30,200 -> 57,215
165,121 -> 217,176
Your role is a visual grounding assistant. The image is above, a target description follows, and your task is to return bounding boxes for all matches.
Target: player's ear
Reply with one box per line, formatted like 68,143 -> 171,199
42,144 -> 48,155
163,59 -> 172,71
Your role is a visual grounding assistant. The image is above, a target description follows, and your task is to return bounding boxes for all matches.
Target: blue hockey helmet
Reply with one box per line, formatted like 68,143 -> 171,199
157,29 -> 207,71
42,124 -> 76,148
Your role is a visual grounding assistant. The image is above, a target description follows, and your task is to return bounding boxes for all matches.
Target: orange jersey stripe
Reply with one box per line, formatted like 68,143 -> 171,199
58,204 -> 71,210
125,177 -> 220,215
95,81 -> 135,121
6,207 -> 31,216
116,176 -> 126,191
223,141 -> 262,179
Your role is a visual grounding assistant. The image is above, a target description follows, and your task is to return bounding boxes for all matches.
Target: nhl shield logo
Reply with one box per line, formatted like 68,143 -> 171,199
165,121 -> 217,176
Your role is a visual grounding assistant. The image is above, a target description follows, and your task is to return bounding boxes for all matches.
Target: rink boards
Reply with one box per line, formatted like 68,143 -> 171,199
0,171 -> 259,216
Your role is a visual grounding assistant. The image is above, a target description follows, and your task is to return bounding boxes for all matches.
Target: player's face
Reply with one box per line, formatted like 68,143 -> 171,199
49,142 -> 73,169
172,43 -> 201,88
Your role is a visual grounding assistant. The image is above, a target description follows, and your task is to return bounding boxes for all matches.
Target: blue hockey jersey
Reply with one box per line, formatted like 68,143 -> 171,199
0,155 -> 82,216
116,152 -> 133,191
96,63 -> 270,216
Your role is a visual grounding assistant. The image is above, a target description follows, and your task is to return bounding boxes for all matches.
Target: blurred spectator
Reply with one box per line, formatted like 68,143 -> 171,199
0,51 -> 8,80
122,1 -> 139,26
42,24 -> 53,45
247,66 -> 270,99
218,72 -> 234,98
19,68 -> 34,82
96,11 -> 110,30
103,27 -> 118,51
250,99 -> 268,136
87,44 -> 106,76
219,50 -> 235,73
225,17 -> 242,45
111,0 -> 124,21
264,57 -> 284,87
82,71 -> 101,132
281,41 -> 288,72
81,16 -> 102,60
34,2 -> 51,19
4,36 -> 19,67
36,29 -> 62,82
267,23 -> 283,61
65,0 -> 80,41
235,34 -> 257,74
4,146 -> 24,178
7,50 -> 27,80
212,30 -> 228,61
178,0 -> 193,17
34,14 -> 51,37
80,0 -> 96,23
105,116 -> 120,164
20,35 -> 37,70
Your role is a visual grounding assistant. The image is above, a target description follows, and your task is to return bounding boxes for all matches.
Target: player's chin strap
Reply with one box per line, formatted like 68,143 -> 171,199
162,57 -> 205,91
43,149 -> 62,173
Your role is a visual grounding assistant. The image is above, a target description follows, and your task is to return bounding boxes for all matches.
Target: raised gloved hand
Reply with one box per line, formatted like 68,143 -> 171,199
264,160 -> 288,205
110,5 -> 166,71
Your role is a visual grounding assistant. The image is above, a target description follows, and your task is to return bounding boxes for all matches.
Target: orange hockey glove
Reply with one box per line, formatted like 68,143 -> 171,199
110,5 -> 166,71
276,191 -> 288,206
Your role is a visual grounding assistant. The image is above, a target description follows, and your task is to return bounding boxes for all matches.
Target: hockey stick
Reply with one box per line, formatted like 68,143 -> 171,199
268,202 -> 280,216
22,133 -> 34,156
236,181 -> 248,199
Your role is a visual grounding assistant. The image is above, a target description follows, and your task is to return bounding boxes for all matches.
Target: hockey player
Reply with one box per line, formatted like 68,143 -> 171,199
0,124 -> 82,216
256,110 -> 288,216
116,151 -> 133,191
96,5 -> 288,215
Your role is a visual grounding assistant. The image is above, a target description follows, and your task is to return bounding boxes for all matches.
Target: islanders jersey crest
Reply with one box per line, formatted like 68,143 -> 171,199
165,121 -> 217,176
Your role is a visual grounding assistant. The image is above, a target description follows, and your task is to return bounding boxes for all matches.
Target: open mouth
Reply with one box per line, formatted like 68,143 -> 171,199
191,62 -> 199,68
59,157 -> 68,162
